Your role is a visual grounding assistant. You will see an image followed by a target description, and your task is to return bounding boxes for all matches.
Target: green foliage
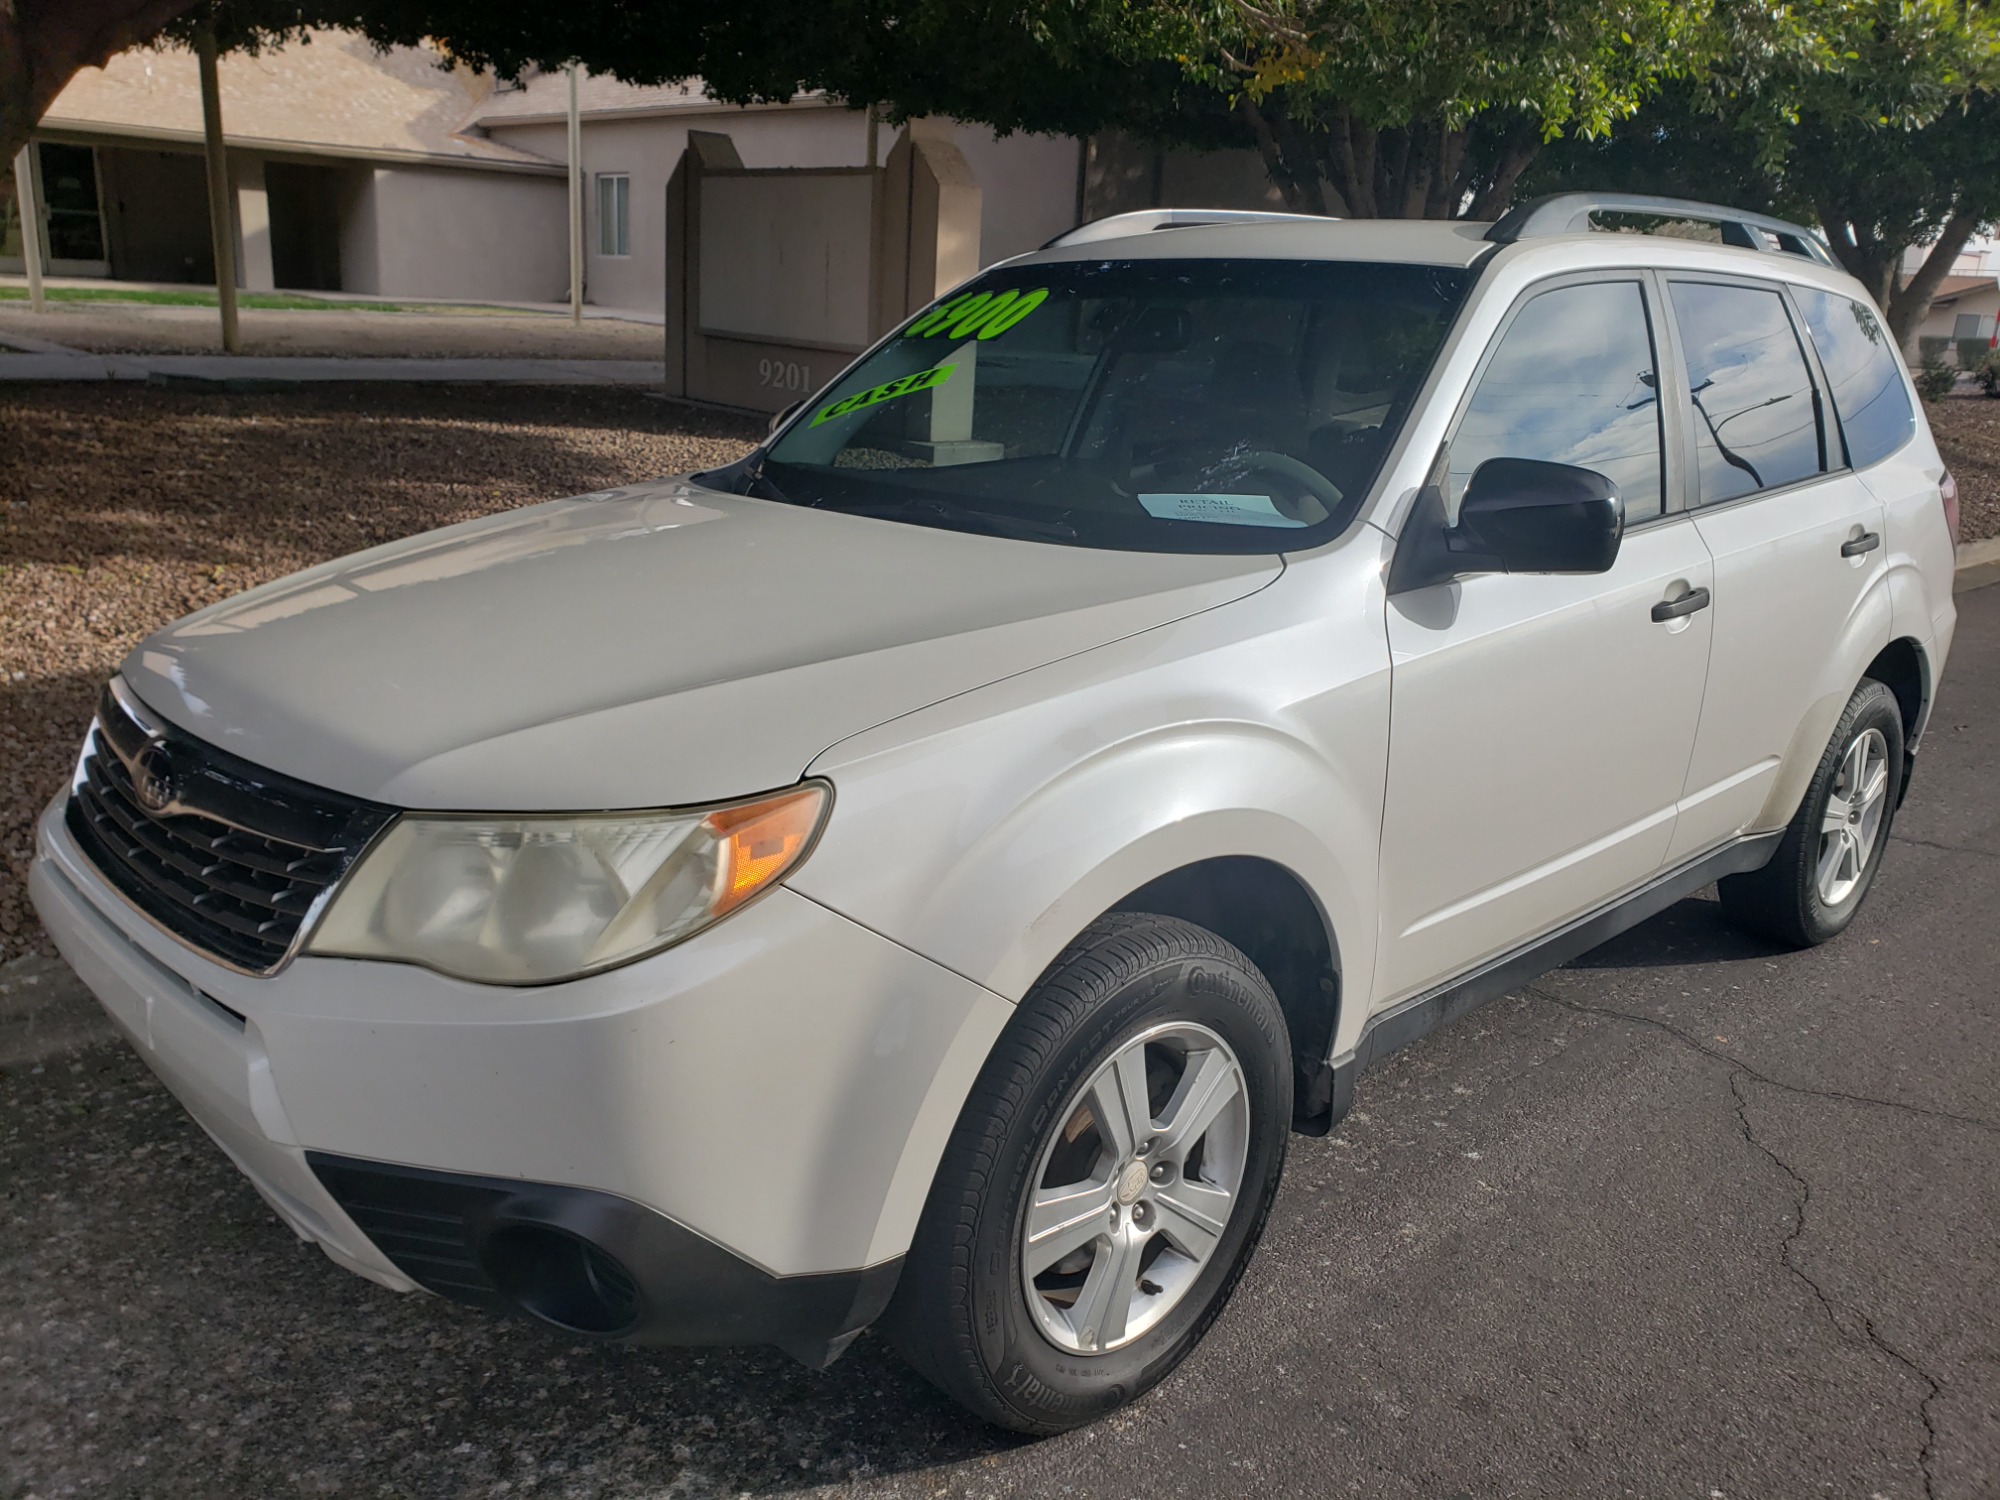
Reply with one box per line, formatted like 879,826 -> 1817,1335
165,2 -> 1772,219
113,0 -> 2000,246
1975,347 -> 2000,397
1920,335 -> 1954,362
1915,358 -> 1960,402
1530,2 -> 2000,344
1961,338 -> 1997,369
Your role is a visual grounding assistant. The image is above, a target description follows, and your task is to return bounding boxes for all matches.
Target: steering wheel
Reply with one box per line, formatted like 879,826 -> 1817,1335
1219,451 -> 1344,523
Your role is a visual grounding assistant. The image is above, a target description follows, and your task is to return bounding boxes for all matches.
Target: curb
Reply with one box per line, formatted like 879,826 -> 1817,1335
1957,536 -> 2000,594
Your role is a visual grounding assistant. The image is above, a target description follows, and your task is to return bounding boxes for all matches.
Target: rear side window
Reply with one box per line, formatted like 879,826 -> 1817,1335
1448,280 -> 1665,520
1793,287 -> 1916,470
1669,281 -> 1828,504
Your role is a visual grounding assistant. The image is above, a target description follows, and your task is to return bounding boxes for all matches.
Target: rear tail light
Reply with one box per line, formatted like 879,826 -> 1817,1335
1941,470 -> 1960,548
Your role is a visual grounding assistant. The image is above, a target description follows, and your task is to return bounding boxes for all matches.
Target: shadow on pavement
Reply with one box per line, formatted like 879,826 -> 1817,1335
1562,889 -> 1795,970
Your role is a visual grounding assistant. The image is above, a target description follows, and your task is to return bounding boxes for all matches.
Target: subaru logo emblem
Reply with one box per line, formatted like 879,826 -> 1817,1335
132,742 -> 176,813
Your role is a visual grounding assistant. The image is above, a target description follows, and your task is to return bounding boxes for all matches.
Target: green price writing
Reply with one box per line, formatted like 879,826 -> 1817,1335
811,362 -> 956,427
903,287 -> 1049,341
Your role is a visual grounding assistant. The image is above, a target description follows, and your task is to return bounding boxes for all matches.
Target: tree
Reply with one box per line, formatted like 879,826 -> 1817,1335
1173,0 -> 1721,219
1,0 -> 880,168
0,1 -> 1796,222
1529,2 -> 2000,349
1,0 -> 210,167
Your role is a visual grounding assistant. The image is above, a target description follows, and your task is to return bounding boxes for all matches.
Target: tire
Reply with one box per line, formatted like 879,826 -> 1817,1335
1719,678 -> 1905,948
884,913 -> 1292,1434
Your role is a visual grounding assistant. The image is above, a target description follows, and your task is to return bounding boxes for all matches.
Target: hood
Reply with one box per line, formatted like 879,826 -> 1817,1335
122,479 -> 1280,809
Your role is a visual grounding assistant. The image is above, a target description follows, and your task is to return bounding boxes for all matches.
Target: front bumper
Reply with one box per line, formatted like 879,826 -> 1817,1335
31,800 -> 1011,1360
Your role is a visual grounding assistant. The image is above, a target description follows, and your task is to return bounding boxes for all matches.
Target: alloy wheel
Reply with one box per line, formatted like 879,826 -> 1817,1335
1817,726 -> 1890,907
1020,1021 -> 1249,1354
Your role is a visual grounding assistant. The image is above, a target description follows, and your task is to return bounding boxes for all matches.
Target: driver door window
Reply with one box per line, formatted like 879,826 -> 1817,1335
1448,280 -> 1665,520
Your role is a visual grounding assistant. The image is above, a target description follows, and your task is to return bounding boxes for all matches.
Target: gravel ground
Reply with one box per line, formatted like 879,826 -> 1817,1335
0,386 -> 758,962
0,302 -> 664,360
1929,394 -> 2000,543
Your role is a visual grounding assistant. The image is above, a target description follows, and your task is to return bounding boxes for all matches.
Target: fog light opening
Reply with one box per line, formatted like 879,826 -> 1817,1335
483,1223 -> 641,1335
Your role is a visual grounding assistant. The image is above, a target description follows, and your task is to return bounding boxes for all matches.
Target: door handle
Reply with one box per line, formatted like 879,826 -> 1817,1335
1651,586 -> 1711,623
1841,531 -> 1881,557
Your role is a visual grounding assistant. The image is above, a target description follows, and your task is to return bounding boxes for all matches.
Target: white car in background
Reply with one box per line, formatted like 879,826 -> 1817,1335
32,193 -> 1958,1433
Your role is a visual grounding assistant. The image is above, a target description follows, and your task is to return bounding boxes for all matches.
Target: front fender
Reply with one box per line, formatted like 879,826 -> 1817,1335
792,557 -> 1390,1043
798,720 -> 1377,1014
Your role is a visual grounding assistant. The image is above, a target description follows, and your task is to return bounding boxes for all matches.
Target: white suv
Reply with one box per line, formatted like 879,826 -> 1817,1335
31,193 -> 1959,1433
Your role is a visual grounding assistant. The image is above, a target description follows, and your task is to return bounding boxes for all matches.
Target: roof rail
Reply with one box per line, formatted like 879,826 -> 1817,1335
1485,193 -> 1835,267
1042,207 -> 1334,250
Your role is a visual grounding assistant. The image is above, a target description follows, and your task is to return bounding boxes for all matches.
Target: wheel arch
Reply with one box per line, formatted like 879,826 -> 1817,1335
1862,635 -> 1930,742
1861,634 -> 1932,806
1111,855 -> 1343,1133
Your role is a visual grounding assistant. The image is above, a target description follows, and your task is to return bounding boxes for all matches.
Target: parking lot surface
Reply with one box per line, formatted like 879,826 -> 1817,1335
4,586 -> 1996,1500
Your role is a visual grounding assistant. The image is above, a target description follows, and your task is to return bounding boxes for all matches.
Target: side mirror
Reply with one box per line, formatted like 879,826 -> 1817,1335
767,399 -> 805,437
1448,458 -> 1623,575
1387,456 -> 1623,595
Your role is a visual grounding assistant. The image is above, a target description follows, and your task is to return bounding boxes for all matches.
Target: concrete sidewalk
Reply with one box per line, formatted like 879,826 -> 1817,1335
0,271 -> 666,326
0,350 -> 667,385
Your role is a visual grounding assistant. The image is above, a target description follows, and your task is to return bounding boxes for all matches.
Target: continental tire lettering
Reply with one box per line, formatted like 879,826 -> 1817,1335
809,363 -> 955,426
998,1363 -> 1081,1411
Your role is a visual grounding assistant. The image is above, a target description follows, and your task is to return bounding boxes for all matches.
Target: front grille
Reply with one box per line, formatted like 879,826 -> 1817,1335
64,683 -> 394,974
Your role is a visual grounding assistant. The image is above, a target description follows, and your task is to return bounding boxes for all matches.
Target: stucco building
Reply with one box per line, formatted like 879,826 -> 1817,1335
4,33 -> 1279,311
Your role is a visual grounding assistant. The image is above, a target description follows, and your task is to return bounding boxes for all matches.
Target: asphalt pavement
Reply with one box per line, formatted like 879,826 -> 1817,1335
4,586 -> 1996,1500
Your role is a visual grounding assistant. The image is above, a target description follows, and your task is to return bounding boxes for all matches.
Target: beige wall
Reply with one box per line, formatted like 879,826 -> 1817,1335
1081,131 -> 1285,221
485,108 -> 1092,312
337,164 -> 567,301
952,126 -> 1081,266
698,171 -> 875,345
1918,288 -> 2000,359
488,106 -> 872,314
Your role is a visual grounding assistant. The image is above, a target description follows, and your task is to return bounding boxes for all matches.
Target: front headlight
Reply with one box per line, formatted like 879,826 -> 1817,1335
306,782 -> 829,984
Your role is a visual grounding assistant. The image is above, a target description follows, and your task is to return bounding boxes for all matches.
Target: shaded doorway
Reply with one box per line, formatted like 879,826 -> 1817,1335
266,163 -> 344,291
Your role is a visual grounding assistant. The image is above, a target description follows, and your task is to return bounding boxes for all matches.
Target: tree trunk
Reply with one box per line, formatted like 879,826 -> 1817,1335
0,0 -> 202,168
1886,205 -> 1981,358
1817,201 -> 1899,309
1238,95 -> 1333,214
1234,97 -> 1538,222
1466,134 -> 1541,222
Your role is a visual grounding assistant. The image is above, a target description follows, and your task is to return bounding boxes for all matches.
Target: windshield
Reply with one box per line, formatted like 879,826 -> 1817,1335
740,258 -> 1469,553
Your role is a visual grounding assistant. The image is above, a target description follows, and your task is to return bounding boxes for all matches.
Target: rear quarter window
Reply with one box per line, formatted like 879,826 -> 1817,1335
1794,287 -> 1916,471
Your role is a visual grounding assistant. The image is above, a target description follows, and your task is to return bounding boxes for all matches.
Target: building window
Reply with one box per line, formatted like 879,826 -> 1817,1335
39,142 -> 106,265
1954,312 -> 1984,341
597,173 -> 629,258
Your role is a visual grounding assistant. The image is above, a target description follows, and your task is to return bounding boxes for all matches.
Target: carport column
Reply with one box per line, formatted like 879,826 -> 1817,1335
662,129 -> 744,400
195,19 -> 240,353
10,144 -> 44,311
869,120 -> 981,339
235,156 -> 274,292
567,63 -> 582,325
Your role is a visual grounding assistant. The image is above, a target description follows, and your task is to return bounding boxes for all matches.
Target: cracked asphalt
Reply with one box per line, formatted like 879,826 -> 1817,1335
4,585 -> 1997,1500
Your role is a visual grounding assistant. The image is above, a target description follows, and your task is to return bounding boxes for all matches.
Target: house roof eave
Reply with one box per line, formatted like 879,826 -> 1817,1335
34,118 -> 567,176
472,93 -> 847,130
